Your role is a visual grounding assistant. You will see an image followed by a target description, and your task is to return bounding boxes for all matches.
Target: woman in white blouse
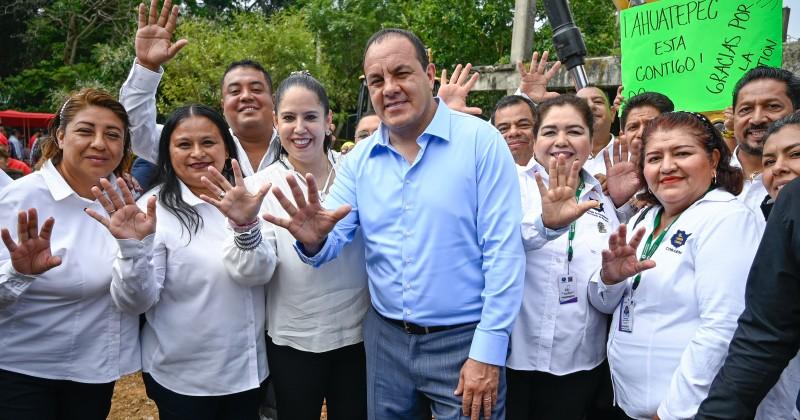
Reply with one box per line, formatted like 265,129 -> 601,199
589,112 -> 763,420
89,104 -> 277,420
508,94 -> 640,419
214,72 -> 369,420
0,89 -> 140,419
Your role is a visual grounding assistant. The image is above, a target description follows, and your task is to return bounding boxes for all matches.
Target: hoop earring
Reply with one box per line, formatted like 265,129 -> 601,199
712,172 -> 717,185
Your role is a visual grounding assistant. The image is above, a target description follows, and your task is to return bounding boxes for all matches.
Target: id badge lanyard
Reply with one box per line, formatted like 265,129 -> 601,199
619,208 -> 681,332
558,180 -> 585,305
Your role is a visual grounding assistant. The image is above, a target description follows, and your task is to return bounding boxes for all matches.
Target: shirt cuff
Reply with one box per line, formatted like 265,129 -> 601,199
534,215 -> 570,241
293,236 -> 330,268
127,59 -> 163,91
614,201 -> 638,223
116,235 -> 154,259
468,328 -> 509,366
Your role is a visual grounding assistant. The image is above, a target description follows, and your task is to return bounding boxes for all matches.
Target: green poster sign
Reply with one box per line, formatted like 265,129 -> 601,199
620,0 -> 783,112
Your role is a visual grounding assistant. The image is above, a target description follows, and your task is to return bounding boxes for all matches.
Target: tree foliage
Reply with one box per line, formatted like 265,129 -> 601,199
0,0 -> 619,119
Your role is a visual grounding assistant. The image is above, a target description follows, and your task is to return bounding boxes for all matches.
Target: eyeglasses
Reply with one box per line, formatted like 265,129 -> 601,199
289,70 -> 312,78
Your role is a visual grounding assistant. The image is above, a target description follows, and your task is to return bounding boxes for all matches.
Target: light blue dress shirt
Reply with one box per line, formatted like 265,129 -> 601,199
296,100 -> 525,366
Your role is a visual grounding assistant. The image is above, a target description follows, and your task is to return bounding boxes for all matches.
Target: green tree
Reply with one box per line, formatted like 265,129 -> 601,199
157,9 -> 323,115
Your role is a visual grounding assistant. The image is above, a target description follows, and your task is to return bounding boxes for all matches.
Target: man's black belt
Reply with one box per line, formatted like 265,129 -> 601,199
377,311 -> 477,335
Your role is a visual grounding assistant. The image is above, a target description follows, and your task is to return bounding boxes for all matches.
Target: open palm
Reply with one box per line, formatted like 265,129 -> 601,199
86,178 -> 156,241
135,0 -> 188,70
600,224 -> 655,285
200,159 -> 270,226
264,173 -> 351,253
1,209 -> 62,275
536,157 -> 598,230
518,51 -> 562,103
605,136 -> 643,207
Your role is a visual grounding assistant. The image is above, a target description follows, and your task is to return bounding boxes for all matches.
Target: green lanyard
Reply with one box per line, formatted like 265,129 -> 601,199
631,208 -> 681,291
566,180 -> 586,269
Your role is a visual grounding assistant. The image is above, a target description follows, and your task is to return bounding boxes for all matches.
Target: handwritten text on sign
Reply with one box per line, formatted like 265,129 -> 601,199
620,0 -> 782,112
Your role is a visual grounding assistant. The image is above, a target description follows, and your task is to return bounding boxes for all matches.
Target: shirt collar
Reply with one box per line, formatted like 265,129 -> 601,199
40,159 -> 117,203
730,145 -> 742,169
369,99 -> 451,153
179,181 -> 206,207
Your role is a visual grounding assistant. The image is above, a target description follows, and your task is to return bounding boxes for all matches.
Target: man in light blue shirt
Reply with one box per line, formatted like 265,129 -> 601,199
266,28 -> 524,419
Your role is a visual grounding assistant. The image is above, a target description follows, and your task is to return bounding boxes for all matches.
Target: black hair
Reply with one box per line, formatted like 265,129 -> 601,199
491,95 -> 537,126
620,92 -> 675,127
733,66 -> 800,110
363,28 -> 429,70
152,104 -> 238,239
221,59 -> 274,95
273,72 -> 333,161
763,112 -> 800,144
638,111 -> 743,205
534,94 -> 595,140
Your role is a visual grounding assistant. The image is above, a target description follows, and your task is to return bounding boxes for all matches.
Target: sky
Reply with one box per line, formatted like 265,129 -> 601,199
788,0 -> 799,41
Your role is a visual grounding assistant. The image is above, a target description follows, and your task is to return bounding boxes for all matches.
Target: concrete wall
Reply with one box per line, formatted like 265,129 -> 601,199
474,41 -> 800,93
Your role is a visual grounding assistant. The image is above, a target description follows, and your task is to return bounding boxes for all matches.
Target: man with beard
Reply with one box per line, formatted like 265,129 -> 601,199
729,66 -> 800,212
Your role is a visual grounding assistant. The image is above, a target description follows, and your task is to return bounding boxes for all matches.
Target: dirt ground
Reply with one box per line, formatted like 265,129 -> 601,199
108,373 -> 328,420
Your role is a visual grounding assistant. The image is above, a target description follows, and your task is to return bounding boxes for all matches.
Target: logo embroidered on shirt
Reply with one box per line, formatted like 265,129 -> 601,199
670,230 -> 692,248
597,222 -> 607,233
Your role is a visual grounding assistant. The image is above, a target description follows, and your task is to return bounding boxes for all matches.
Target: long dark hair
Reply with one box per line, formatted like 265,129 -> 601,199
637,111 -> 743,206
152,104 -> 238,238
272,71 -> 333,164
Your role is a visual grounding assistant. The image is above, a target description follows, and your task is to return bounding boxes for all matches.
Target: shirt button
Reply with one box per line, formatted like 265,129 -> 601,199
405,283 -> 411,290
405,180 -> 411,185
405,257 -> 413,263
404,231 -> 412,237
406,309 -> 412,315
403,205 -> 411,211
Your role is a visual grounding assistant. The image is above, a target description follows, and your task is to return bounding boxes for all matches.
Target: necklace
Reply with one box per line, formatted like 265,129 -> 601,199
280,155 -> 335,202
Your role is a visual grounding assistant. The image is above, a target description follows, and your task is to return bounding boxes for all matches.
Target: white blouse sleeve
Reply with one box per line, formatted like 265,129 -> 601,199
119,61 -> 164,164
656,212 -> 762,420
222,221 -> 278,287
587,268 -> 628,315
110,235 -> 163,315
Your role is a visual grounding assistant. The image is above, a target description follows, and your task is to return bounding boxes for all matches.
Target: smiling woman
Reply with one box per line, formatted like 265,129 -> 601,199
0,88 -> 140,419
92,103 -> 278,420
589,112 -> 762,419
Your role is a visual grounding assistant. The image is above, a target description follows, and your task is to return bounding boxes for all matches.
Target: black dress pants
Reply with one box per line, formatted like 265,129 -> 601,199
266,335 -> 367,420
143,372 -> 263,420
506,363 -> 605,420
0,368 -> 115,420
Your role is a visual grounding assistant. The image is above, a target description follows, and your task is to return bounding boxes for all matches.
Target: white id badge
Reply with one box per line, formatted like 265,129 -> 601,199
558,275 -> 578,304
619,295 -> 634,333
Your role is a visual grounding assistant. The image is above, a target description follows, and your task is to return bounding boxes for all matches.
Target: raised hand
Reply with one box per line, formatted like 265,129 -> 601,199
1,209 -> 62,275
535,156 -> 599,230
517,51 -> 561,103
611,85 -> 624,116
600,224 -> 656,285
264,173 -> 351,254
199,159 -> 270,226
437,63 -> 482,116
135,0 -> 188,72
85,178 -> 157,241
604,136 -> 643,207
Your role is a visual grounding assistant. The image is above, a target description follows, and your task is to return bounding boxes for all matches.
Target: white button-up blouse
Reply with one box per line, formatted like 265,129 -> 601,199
588,189 -> 764,420
111,183 -> 277,395
0,160 -> 140,383
508,163 -> 619,375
